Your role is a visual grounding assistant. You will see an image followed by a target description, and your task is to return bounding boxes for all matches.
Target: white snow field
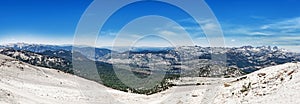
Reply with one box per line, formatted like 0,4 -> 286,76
0,54 -> 300,104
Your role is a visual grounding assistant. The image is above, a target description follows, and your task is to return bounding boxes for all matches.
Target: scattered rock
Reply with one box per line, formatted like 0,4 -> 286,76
257,73 -> 266,77
192,95 -> 198,97
224,83 -> 231,87
287,70 -> 295,76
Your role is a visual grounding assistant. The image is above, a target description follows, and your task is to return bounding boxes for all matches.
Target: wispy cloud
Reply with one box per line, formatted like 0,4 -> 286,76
222,17 -> 300,40
224,25 -> 273,37
171,18 -> 223,37
224,17 -> 300,51
158,30 -> 177,36
261,17 -> 300,34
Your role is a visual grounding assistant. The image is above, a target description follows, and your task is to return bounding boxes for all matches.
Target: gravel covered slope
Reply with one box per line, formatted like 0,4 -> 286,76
215,62 -> 300,104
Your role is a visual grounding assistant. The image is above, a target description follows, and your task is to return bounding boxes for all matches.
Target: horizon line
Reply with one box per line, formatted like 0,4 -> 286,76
0,42 -> 284,48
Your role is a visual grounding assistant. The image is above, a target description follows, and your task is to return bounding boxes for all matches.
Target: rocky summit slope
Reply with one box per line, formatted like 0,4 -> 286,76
214,62 -> 300,104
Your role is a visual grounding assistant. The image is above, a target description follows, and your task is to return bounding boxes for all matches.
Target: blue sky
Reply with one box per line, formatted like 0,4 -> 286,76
1,0 -> 300,51
0,0 -> 92,44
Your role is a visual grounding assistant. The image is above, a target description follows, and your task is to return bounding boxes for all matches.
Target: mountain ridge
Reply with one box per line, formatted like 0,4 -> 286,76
1,43 -> 299,74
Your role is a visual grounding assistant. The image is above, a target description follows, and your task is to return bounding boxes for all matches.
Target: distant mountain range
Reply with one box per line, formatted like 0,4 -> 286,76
1,43 -> 299,76
100,45 -> 300,74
